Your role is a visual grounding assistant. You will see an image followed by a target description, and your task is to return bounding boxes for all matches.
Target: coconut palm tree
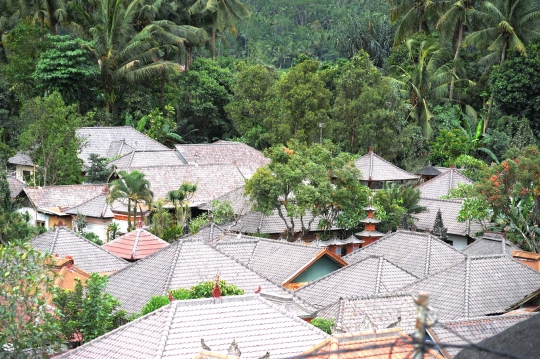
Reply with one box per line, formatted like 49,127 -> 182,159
389,38 -> 456,138
436,0 -> 475,100
188,0 -> 251,60
389,0 -> 442,46
166,182 -> 197,228
69,0 -> 207,122
108,170 -> 153,231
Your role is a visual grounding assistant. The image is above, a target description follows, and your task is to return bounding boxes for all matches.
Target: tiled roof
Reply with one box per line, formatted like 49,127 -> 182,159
30,227 -> 128,274
316,293 -> 418,334
175,141 -> 269,171
198,187 -> 253,215
8,151 -> 33,166
65,193 -> 113,218
300,329 -> 444,359
105,233 -> 292,314
453,313 -> 540,359
45,256 -> 91,305
417,168 -> 473,199
7,176 -> 26,199
114,165 -> 246,206
343,231 -> 466,278
23,185 -> 107,213
428,313 -> 536,359
294,256 -> 419,308
416,165 -> 442,176
401,255 -> 540,320
109,150 -> 186,168
215,234 -> 346,284
414,198 -> 483,237
56,294 -> 328,359
354,150 -> 418,182
77,127 -> 169,164
102,229 -> 169,260
462,232 -> 519,257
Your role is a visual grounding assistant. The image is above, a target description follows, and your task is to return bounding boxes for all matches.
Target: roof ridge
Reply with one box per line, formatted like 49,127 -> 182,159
436,312 -> 536,325
154,300 -> 179,358
65,192 -> 108,214
425,235 -> 433,277
369,152 -> 417,178
375,257 -> 384,294
162,241 -> 184,295
419,197 -> 463,204
464,257 -> 471,318
132,229 -> 142,259
50,227 -> 61,253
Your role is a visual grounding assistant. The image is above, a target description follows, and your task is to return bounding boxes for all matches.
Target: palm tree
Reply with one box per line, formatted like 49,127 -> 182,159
389,0 -> 442,45
69,0 -> 207,122
188,0 -> 251,60
34,0 -> 67,34
166,182 -> 197,228
108,170 -> 153,231
389,38 -> 456,137
436,0 -> 475,100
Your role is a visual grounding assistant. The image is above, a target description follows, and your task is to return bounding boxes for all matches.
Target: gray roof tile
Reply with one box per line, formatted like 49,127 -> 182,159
57,294 -> 328,359
417,168 -> 474,199
30,227 -> 128,274
414,198 -> 483,237
77,127 -> 169,164
401,255 -> 540,320
109,150 -> 186,168
23,184 -> 107,212
354,151 -> 418,182
215,234 -> 345,284
462,232 -> 519,257
114,165 -> 246,206
7,176 -> 26,199
294,256 -> 419,308
8,152 -> 33,166
428,313 -> 536,358
105,234 -> 291,314
343,231 -> 466,278
317,293 -> 418,334
65,193 -> 113,218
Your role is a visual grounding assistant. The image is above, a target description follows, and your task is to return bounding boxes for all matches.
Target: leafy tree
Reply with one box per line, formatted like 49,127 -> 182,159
310,318 -> 334,334
509,118 -> 537,149
225,62 -> 278,149
0,171 -> 11,213
86,154 -> 112,184
53,274 -> 126,345
188,213 -> 210,234
107,170 -> 154,231
18,92 -> 84,186
167,182 -> 197,229
245,141 -> 369,240
137,104 -> 182,146
140,280 -> 244,315
0,241 -> 63,357
32,35 -> 99,106
0,211 -> 45,245
210,199 -> 234,224
150,200 -> 174,240
175,57 -> 237,142
263,59 -> 331,145
389,38 -> 455,138
374,183 -> 425,231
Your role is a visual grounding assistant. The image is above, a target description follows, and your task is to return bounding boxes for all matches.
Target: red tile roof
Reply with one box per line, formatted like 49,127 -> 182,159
102,229 -> 169,260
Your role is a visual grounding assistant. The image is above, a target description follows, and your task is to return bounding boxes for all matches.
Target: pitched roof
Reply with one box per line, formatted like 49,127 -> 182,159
77,127 -> 169,164
401,255 -> 540,320
354,150 -> 418,182
45,256 -> 91,305
300,328 -> 444,359
30,227 -> 128,274
102,228 -> 169,260
294,256 -> 419,308
215,234 -> 346,285
175,141 -> 269,171
414,198 -> 483,237
417,168 -> 473,199
57,294 -> 328,359
8,151 -> 33,166
198,186 -> 253,215
105,233 -> 292,314
7,176 -> 26,200
342,231 -> 466,278
416,165 -> 442,176
462,232 -> 519,257
316,293 -> 418,334
109,150 -> 186,168
114,165 -> 246,206
23,184 -> 107,213
428,313 -> 536,359
453,313 -> 540,359
65,193 -> 113,218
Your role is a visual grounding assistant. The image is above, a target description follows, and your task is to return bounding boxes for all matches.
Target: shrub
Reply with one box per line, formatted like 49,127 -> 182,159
310,318 -> 334,334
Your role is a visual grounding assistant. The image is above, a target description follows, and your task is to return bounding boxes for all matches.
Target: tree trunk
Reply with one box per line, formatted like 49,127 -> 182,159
133,201 -> 138,231
127,198 -> 132,231
449,22 -> 463,101
212,28 -> 216,61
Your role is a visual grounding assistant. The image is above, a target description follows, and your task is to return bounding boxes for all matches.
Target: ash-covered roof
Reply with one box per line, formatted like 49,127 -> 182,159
30,227 -> 128,274
462,232 -> 519,257
56,294 -> 328,359
401,255 -> 540,320
294,256 -> 419,308
102,228 -> 169,260
317,293 -> 418,334
354,150 -> 418,182
417,167 -> 473,199
343,231 -> 466,278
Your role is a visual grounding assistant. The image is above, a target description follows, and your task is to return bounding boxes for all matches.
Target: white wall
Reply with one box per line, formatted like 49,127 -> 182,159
16,207 -> 48,228
449,234 -> 468,250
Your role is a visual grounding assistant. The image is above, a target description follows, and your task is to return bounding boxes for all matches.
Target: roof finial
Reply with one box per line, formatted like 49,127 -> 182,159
368,146 -> 374,153
136,220 -> 143,229
228,339 -> 242,357
212,273 -> 221,299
